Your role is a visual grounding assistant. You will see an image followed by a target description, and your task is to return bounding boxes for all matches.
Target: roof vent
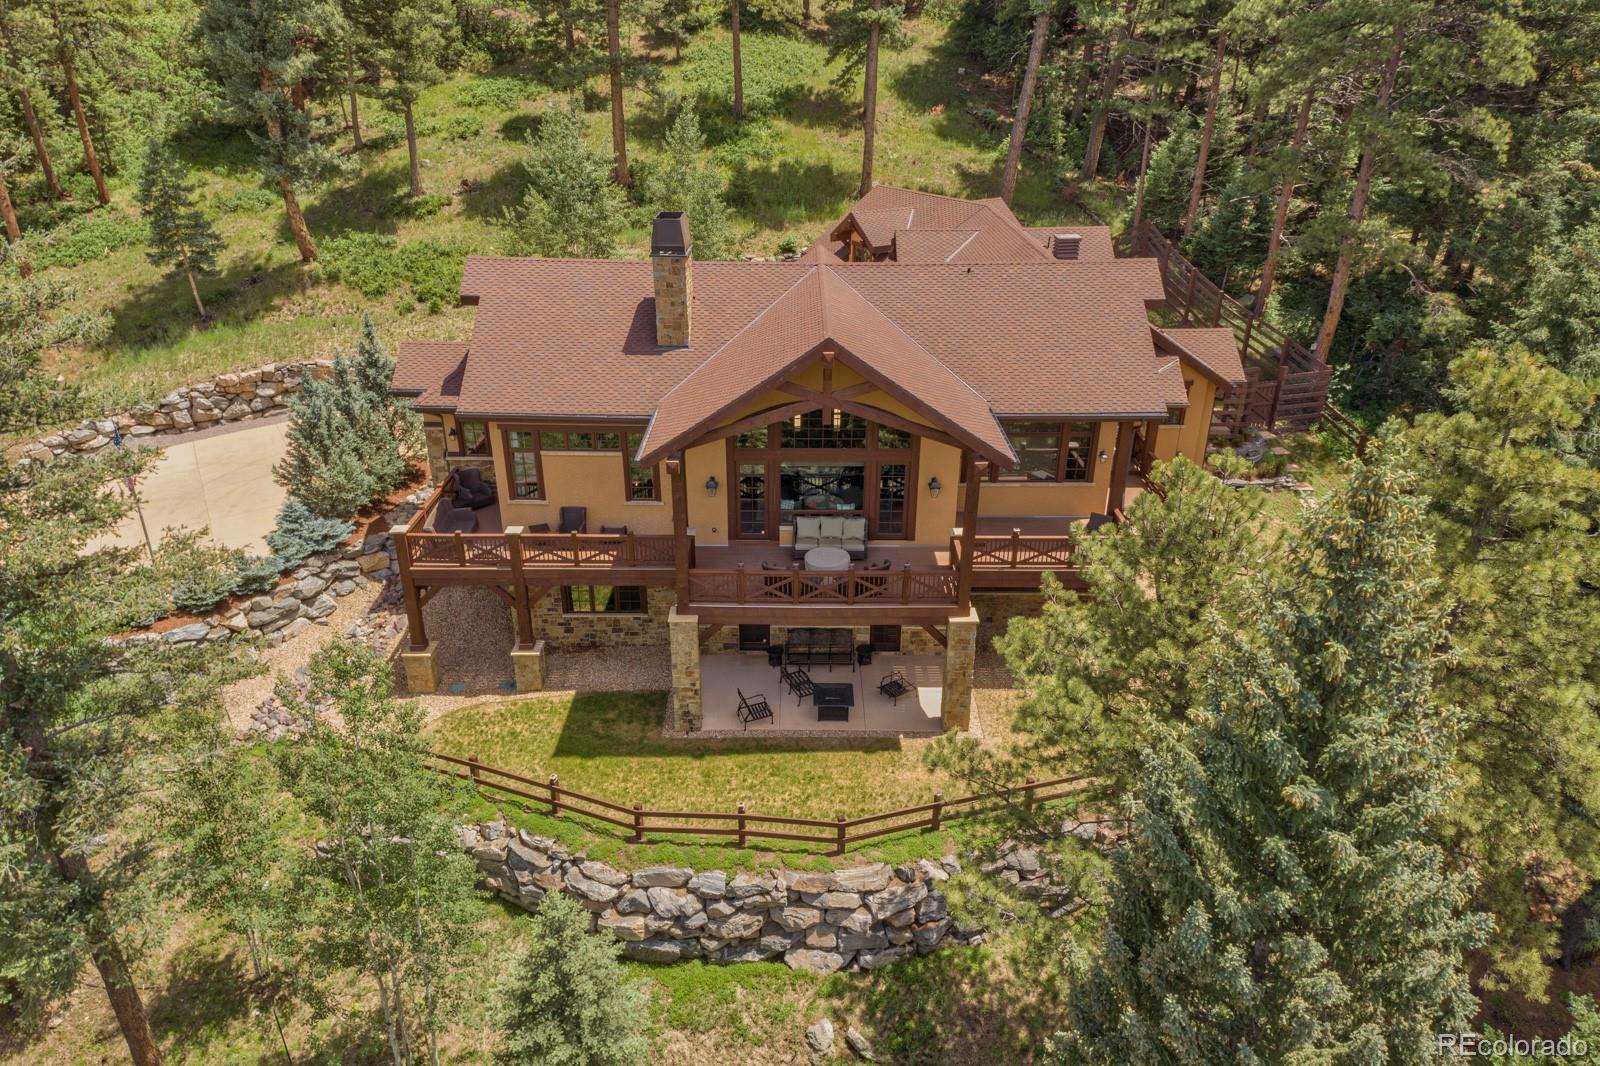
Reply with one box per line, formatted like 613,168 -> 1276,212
1051,233 -> 1082,260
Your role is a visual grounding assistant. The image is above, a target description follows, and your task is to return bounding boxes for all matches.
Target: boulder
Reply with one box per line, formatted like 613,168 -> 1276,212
1004,848 -> 1041,875
914,919 -> 950,954
294,574 -> 329,599
805,1019 -> 835,1064
578,860 -> 628,887
789,947 -> 850,976
834,863 -> 893,893
358,551 -> 391,573
646,887 -> 702,919
839,930 -> 889,953
565,870 -> 621,904
469,841 -> 507,864
505,840 -> 550,871
706,912 -> 764,940
805,891 -> 862,911
727,872 -> 774,898
717,941 -> 781,964
835,907 -> 874,935
623,938 -> 692,964
163,622 -> 210,644
687,870 -> 727,898
597,914 -> 649,942
304,595 -> 338,620
705,900 -> 737,920
858,946 -> 911,971
917,895 -> 949,923
804,925 -> 838,950
630,857 -> 694,883
783,870 -> 838,894
866,880 -> 927,920
845,1026 -> 877,1062
615,889 -> 652,915
772,906 -> 822,932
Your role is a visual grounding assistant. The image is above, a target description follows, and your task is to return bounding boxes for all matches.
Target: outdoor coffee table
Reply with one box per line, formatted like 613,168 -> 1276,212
813,682 -> 854,722
803,545 -> 851,571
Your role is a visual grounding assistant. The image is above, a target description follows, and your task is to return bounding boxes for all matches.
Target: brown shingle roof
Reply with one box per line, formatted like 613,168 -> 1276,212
1025,226 -> 1116,262
638,268 -> 1014,465
392,341 -> 468,411
1154,326 -> 1248,386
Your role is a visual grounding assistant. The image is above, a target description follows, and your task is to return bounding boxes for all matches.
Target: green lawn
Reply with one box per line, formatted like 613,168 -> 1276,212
17,17 -> 1096,435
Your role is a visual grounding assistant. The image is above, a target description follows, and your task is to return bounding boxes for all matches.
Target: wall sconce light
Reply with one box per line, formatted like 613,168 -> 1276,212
705,475 -> 719,497
1097,449 -> 1109,464
928,476 -> 942,498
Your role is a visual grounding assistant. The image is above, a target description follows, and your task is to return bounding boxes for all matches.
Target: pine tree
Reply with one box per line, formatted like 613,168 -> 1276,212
826,0 -> 907,197
273,370 -> 379,517
498,892 -> 650,1066
135,138 -> 224,319
503,100 -> 628,257
1061,439 -> 1488,1062
1409,347 -> 1600,996
343,0 -> 458,197
199,0 -> 345,262
0,5 -> 65,200
265,496 -> 354,563
640,103 -> 733,259
999,1 -> 1052,206
0,241 -> 107,431
36,0 -> 116,205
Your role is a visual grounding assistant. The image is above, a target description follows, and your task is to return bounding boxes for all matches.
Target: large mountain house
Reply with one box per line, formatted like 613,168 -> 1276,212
389,187 -> 1245,732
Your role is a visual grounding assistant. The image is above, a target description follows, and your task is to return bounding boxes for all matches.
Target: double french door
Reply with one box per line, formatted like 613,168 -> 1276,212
733,458 -> 913,540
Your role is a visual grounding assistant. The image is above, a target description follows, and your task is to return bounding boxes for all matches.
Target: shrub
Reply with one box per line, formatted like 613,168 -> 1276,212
456,75 -> 538,110
172,566 -> 239,614
29,211 -> 147,270
776,233 -> 799,256
1206,451 -> 1254,479
381,192 -> 452,220
230,553 -> 283,595
266,498 -> 354,564
683,32 -> 820,117
317,233 -> 465,313
502,100 -> 627,258
441,114 -> 484,141
210,185 -> 278,213
498,893 -> 649,1066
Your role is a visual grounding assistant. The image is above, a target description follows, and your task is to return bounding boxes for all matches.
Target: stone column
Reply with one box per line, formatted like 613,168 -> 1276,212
510,639 -> 545,692
940,608 -> 979,732
401,643 -> 440,694
423,423 -> 448,486
667,607 -> 702,732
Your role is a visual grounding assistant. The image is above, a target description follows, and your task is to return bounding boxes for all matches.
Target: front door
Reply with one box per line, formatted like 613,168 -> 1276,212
738,625 -> 770,650
870,625 -> 901,652
735,463 -> 769,539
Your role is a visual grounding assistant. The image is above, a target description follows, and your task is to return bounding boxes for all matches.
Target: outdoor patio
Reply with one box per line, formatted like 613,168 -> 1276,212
697,652 -> 945,734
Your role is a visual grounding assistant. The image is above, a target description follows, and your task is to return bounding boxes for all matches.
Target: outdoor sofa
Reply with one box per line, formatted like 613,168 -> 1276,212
791,515 -> 868,561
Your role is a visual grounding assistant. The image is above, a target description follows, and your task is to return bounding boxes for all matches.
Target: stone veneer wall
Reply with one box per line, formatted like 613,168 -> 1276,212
515,586 -> 675,651
972,592 -> 1044,630
464,821 -> 981,975
13,360 -> 334,463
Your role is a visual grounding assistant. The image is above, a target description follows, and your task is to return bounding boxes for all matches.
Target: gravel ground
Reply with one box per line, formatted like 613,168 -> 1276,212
543,645 -> 671,690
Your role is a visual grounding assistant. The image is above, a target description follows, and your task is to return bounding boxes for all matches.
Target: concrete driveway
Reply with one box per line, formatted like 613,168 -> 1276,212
100,416 -> 291,556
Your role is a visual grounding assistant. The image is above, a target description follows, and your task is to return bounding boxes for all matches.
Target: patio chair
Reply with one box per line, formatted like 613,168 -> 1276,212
558,506 -> 587,533
1085,512 -> 1114,533
600,524 -> 628,536
878,669 -> 913,707
452,466 -> 496,510
861,558 -> 892,571
760,560 -> 788,571
736,688 -> 773,730
780,665 -> 814,699
433,502 -> 479,534
527,523 -> 550,533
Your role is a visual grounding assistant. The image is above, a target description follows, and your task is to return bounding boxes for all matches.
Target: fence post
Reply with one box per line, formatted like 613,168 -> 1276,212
548,773 -> 560,817
1024,777 -> 1036,816
1010,527 -> 1021,567
468,754 -> 481,787
737,802 -> 748,848
631,802 -> 644,843
931,790 -> 944,832
834,814 -> 847,856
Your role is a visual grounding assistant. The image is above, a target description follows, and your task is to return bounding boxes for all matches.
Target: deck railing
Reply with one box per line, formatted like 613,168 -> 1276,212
686,564 -> 959,607
956,531 -> 1078,570
428,751 -> 1091,855
401,525 -> 679,572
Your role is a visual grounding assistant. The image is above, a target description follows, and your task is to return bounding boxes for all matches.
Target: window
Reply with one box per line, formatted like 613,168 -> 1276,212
780,409 -> 867,449
624,431 -> 659,501
455,419 -> 489,455
505,430 -> 542,500
994,421 -> 1096,482
563,585 -> 645,614
876,425 -> 911,449
998,422 -> 1062,481
1166,404 -> 1188,426
735,426 -> 769,449
876,463 -> 908,535
737,463 -> 767,535
780,463 -> 866,514
540,429 -> 622,451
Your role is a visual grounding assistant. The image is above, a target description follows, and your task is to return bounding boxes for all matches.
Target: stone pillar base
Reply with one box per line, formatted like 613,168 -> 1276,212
510,640 -> 545,692
667,607 -> 702,733
940,609 -> 979,732
401,643 -> 441,694
422,424 -> 448,486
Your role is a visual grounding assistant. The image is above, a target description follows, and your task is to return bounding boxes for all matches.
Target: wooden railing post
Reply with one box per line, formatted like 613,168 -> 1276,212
834,814 -> 847,856
900,563 -> 912,604
453,530 -> 465,565
1181,269 -> 1198,323
737,802 -> 748,848
624,531 -> 635,563
1010,527 -> 1021,567
468,754 -> 481,786
631,802 -> 644,843
736,562 -> 746,604
1024,777 -> 1036,816
931,790 -> 944,832
569,531 -> 581,566
548,773 -> 560,816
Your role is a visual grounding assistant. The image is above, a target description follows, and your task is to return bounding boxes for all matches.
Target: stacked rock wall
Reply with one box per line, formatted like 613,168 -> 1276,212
15,360 -> 333,463
463,822 -> 981,974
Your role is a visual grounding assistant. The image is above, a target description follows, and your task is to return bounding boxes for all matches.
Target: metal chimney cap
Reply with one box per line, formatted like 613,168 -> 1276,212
651,211 -> 692,256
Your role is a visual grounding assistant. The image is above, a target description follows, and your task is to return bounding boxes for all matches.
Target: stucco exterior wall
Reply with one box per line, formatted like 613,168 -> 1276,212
973,420 -> 1119,518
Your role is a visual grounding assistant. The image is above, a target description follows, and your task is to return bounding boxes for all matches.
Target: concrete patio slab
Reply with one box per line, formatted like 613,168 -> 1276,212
97,416 -> 290,555
697,653 -> 945,735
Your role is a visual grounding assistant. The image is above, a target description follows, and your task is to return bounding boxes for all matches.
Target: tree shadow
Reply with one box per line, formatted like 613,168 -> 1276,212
101,256 -> 314,354
145,940 -> 263,1057
169,120 -> 262,182
458,160 -> 527,223
295,164 -> 412,244
498,111 -> 544,144
728,158 -> 857,231
887,39 -> 1006,154
781,83 -> 859,131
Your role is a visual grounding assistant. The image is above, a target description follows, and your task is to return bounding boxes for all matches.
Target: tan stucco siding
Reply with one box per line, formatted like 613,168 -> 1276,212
973,420 -> 1119,518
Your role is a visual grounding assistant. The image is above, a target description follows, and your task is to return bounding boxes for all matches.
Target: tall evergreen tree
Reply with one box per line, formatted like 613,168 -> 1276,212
199,0 -> 345,262
498,892 -> 650,1066
0,4 -> 64,200
640,103 -> 733,258
999,0 -> 1052,206
35,0 -> 117,205
826,0 -> 907,196
344,0 -> 458,197
1409,347 -> 1600,996
503,99 -> 628,257
135,138 -> 225,319
0,242 -> 106,431
1061,440 -> 1488,1062
606,0 -> 630,186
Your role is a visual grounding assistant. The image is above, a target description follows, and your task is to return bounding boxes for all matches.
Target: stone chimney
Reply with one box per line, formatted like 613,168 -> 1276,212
651,211 -> 692,348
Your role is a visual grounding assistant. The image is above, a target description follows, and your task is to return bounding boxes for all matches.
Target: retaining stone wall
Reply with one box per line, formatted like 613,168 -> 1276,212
464,821 -> 983,974
15,360 -> 335,463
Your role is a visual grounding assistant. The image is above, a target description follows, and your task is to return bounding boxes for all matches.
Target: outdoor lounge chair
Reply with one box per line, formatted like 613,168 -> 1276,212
452,466 -> 496,510
433,502 -> 478,534
558,507 -> 587,533
862,558 -> 892,571
760,560 -> 788,571
878,669 -> 913,707
1085,512 -> 1114,533
736,688 -> 773,729
600,524 -> 628,535
527,523 -> 550,532
780,665 -> 814,698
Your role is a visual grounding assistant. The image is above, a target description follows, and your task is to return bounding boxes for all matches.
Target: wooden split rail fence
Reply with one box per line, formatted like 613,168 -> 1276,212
427,752 -> 1089,856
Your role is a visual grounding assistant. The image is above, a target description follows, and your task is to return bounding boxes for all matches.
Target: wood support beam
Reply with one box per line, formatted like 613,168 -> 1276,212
506,526 -> 535,647
956,458 -> 985,609
668,456 -> 691,607
1107,420 -> 1137,514
921,624 -> 948,648
698,623 -> 724,648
